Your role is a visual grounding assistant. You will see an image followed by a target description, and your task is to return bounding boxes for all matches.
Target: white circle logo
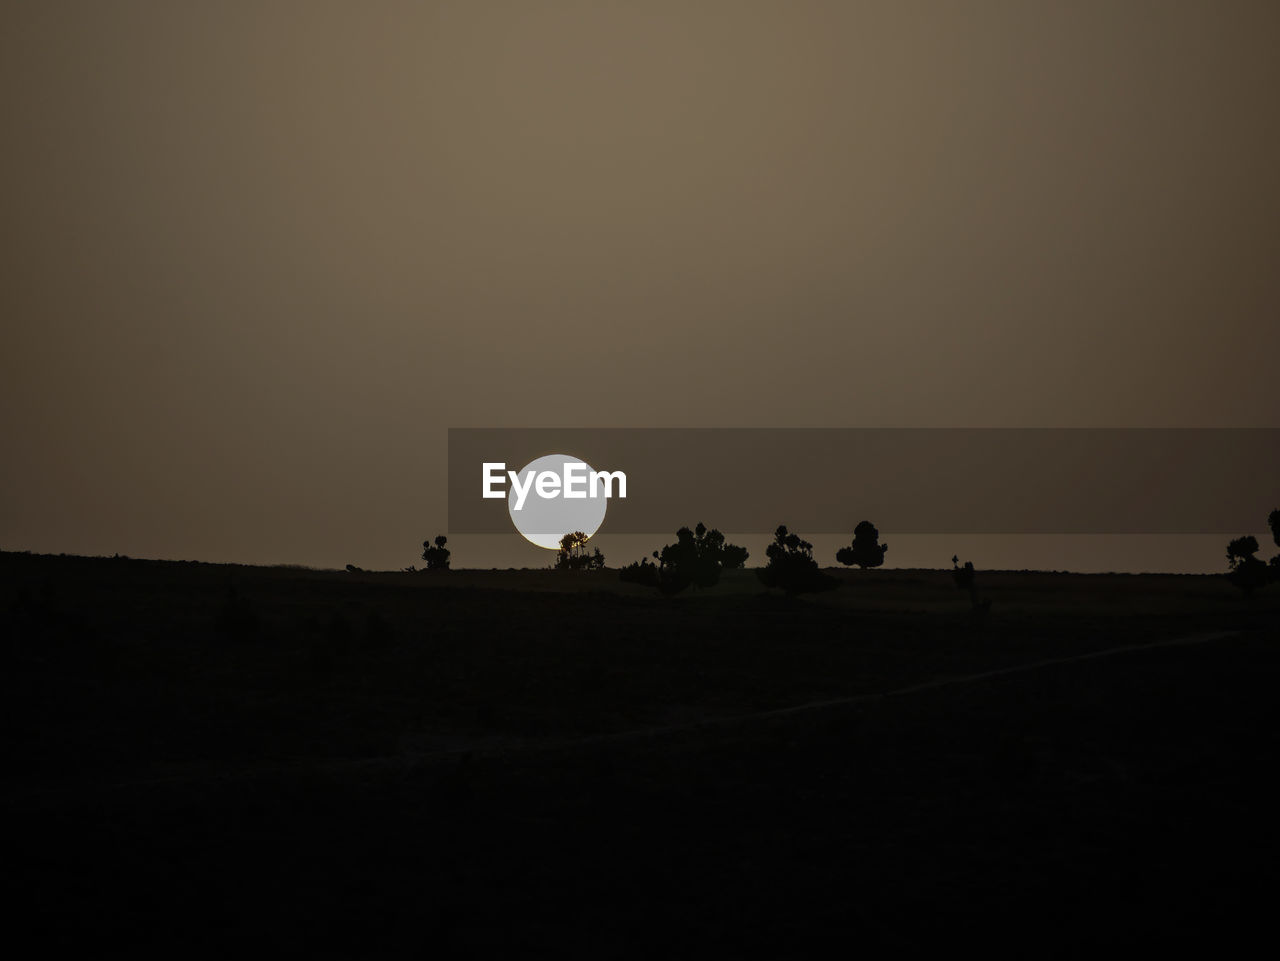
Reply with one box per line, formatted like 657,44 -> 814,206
507,453 -> 609,550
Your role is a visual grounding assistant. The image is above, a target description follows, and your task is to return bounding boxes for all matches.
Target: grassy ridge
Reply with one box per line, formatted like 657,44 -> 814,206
3,551 -> 1278,952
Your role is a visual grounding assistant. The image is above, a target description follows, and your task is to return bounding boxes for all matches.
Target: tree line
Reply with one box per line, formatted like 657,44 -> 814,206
410,506 -> 1280,599
618,520 -> 889,596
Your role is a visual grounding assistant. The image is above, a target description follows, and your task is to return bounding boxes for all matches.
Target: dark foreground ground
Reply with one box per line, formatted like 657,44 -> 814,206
4,551 -> 1279,955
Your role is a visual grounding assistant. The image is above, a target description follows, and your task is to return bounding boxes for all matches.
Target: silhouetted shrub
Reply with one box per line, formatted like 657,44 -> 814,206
719,540 -> 750,571
1226,534 -> 1269,596
345,564 -> 364,574
654,529 -> 701,594
422,535 -> 451,570
633,523 -> 751,594
1224,510 -> 1280,593
618,556 -> 660,587
836,520 -> 889,569
1228,535 -> 1260,561
952,555 -> 992,625
757,525 -> 836,595
556,531 -> 605,571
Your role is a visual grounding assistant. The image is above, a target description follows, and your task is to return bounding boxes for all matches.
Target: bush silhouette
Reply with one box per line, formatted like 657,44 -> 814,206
618,556 -> 661,587
1228,535 -> 1260,561
836,520 -> 888,569
1224,510 -> 1280,593
757,525 -> 836,595
1226,534 -> 1269,596
630,522 -> 750,594
422,535 -> 450,571
556,531 -> 605,571
718,539 -> 750,571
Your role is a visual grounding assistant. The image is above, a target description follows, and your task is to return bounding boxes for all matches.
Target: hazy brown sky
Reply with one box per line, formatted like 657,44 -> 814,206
2,1 -> 1278,569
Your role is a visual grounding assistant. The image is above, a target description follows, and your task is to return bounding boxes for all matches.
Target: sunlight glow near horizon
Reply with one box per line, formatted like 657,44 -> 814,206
506,454 -> 609,550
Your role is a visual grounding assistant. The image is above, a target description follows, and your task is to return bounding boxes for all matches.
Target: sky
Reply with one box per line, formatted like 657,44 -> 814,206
2,1 -> 1278,571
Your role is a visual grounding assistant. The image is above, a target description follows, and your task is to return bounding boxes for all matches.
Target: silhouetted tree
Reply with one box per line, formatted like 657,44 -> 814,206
836,520 -> 889,569
721,541 -> 750,570
758,525 -> 836,595
422,534 -> 450,570
1226,534 -> 1269,595
557,531 -> 604,571
655,527 -> 703,594
1224,510 -> 1280,593
1228,535 -> 1260,561
640,522 -> 750,594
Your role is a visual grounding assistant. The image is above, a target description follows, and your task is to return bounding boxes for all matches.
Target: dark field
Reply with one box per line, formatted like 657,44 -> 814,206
4,551 -> 1278,954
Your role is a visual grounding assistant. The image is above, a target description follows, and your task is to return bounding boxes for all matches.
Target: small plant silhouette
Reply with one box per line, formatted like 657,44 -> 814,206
422,535 -> 451,571
758,525 -> 836,595
952,555 -> 992,625
836,520 -> 889,569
